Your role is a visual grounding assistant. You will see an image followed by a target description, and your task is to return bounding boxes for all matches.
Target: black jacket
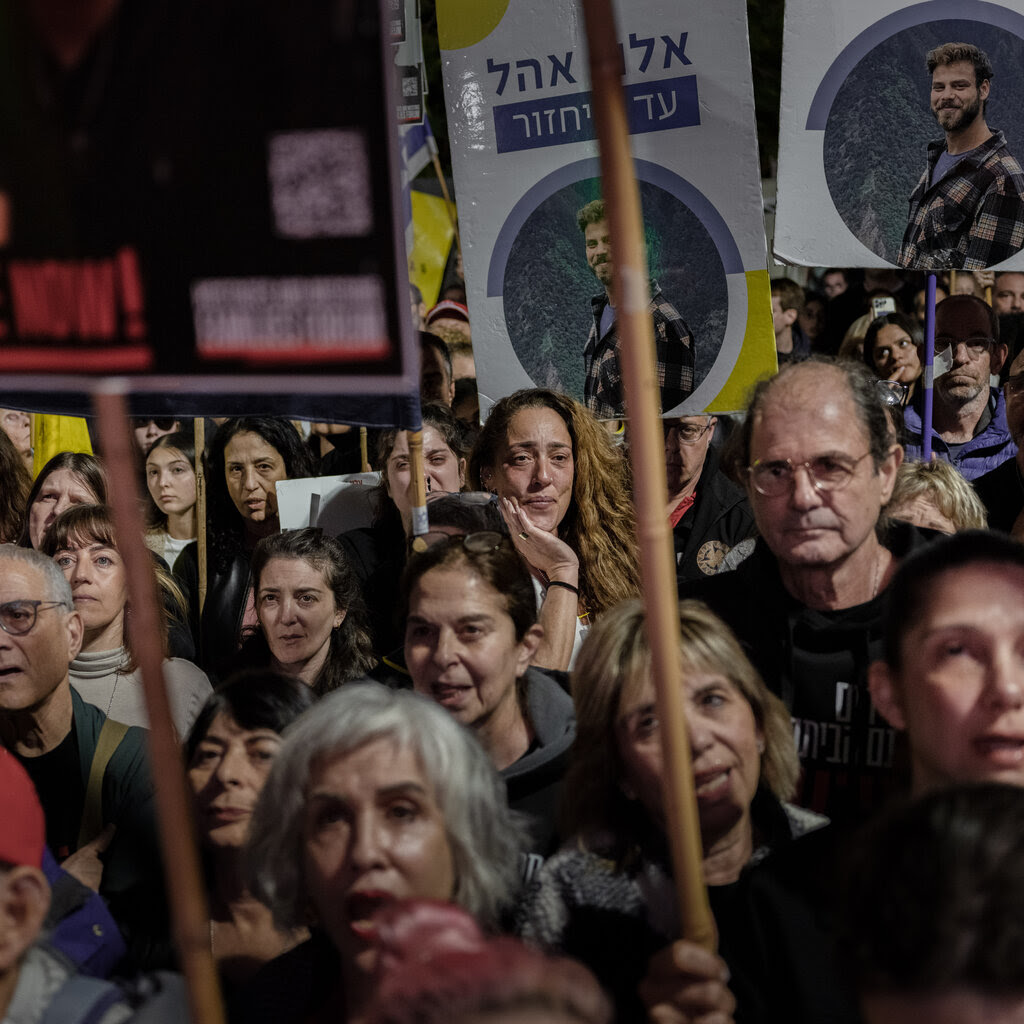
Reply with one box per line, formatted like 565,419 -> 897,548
672,446 -> 756,584
175,543 -> 250,680
683,523 -> 935,826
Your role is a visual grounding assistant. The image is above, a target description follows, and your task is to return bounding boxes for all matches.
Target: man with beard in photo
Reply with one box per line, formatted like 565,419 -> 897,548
898,42 -> 1024,271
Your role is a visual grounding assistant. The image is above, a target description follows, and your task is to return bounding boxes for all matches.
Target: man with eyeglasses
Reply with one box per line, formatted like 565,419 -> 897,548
902,293 -> 1015,480
664,415 -> 755,583
683,358 -> 927,828
0,545 -> 167,971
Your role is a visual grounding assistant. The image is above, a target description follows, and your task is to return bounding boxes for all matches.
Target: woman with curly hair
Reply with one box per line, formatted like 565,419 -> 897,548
470,388 -> 639,669
233,528 -> 377,696
177,417 -> 317,677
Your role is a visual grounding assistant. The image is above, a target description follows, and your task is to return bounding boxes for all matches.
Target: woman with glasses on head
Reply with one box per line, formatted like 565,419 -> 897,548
339,403 -> 468,660
469,388 -> 639,672
862,313 -> 922,405
401,532 -> 575,858
143,430 -> 198,574
131,417 -> 181,454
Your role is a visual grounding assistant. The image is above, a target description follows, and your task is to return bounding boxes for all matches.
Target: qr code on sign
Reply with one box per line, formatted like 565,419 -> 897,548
402,76 -> 419,97
268,130 -> 373,239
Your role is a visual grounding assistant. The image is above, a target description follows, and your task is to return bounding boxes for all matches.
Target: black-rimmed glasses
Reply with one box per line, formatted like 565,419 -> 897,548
747,452 -> 873,497
0,600 -> 70,636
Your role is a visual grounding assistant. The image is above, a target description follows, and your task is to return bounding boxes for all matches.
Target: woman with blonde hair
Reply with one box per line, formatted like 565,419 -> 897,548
886,459 -> 987,534
518,598 -> 822,1021
470,388 -> 639,669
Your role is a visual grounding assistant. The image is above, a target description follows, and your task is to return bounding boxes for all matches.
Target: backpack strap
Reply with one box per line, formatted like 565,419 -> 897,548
40,974 -> 126,1024
77,718 -> 129,850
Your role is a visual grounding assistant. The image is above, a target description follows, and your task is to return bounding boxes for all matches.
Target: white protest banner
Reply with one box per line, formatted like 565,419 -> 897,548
437,0 -> 774,417
776,0 -> 1024,270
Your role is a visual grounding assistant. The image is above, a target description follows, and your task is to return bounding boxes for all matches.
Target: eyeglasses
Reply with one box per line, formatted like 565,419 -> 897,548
410,530 -> 508,555
131,418 -> 177,431
0,600 -> 70,636
875,379 -> 909,407
747,452 -> 873,497
662,418 -> 713,445
934,336 -> 997,358
1005,373 -> 1024,400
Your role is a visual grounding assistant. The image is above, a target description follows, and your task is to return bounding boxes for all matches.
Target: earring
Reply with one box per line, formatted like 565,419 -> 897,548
757,739 -> 765,754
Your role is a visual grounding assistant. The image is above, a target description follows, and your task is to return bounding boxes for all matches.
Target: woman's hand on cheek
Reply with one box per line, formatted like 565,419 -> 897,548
500,497 -> 579,583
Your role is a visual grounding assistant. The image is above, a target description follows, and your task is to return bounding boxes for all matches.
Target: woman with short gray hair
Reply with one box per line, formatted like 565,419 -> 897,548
243,682 -> 524,1024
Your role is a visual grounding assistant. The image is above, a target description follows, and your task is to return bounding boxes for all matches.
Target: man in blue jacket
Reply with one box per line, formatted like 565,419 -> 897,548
902,293 -> 1015,480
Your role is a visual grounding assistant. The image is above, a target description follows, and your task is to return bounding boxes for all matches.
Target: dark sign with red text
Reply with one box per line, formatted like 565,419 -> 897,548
0,0 -> 413,407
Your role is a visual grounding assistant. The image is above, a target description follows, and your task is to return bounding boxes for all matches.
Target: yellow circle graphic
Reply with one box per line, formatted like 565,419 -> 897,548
437,0 -> 510,50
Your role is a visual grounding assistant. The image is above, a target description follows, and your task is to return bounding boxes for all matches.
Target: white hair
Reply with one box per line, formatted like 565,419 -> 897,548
247,682 -> 525,931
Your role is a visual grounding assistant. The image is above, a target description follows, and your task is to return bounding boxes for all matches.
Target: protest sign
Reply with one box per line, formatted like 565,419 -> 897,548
776,0 -> 1024,270
437,0 -> 774,417
0,0 -> 416,413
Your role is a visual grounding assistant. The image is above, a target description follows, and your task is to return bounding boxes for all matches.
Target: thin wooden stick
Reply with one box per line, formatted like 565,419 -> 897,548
431,150 -> 461,258
93,389 -> 225,1024
360,426 -> 371,473
581,0 -> 715,951
406,427 -> 428,538
195,418 -> 208,615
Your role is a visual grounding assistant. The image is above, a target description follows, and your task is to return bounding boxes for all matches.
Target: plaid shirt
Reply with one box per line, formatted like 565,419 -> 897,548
897,129 -> 1024,270
583,282 -> 695,419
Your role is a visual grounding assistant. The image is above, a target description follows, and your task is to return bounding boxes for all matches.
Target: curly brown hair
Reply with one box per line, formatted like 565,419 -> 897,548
468,389 -> 639,616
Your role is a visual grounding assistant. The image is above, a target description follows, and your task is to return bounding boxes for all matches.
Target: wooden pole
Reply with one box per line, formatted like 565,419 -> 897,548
581,0 -> 715,950
406,427 -> 428,538
431,151 -> 461,259
360,426 -> 371,473
93,389 -> 225,1024
194,418 -> 208,615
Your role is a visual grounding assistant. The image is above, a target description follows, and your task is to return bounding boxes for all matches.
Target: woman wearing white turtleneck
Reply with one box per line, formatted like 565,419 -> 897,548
41,503 -> 212,738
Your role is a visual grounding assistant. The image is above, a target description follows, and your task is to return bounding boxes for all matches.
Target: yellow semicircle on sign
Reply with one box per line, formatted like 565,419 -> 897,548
437,0 -> 510,50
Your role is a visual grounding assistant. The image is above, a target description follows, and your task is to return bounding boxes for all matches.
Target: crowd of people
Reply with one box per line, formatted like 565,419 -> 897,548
4,269 -> 1024,1023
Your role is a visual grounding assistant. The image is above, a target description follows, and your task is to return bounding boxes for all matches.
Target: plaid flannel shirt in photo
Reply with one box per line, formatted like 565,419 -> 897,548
897,129 -> 1024,270
583,282 -> 695,419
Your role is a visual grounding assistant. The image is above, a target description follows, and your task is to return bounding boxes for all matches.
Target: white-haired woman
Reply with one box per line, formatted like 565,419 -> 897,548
241,682 -> 525,1024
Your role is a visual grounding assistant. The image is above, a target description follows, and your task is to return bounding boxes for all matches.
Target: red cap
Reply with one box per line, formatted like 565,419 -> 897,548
425,300 -> 470,326
0,749 -> 45,867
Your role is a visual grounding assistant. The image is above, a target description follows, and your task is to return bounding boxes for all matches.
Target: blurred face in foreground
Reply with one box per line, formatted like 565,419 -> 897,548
870,562 -> 1024,792
301,739 -> 456,977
